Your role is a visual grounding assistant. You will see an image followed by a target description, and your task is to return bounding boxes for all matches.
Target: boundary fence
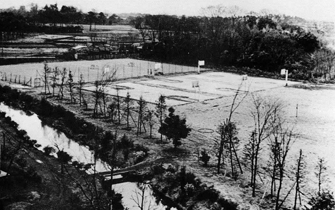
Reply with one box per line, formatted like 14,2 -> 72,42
0,72 -> 33,87
0,59 -> 211,87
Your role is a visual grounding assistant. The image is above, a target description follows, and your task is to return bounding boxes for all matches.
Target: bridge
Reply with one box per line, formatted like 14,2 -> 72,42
96,157 -> 168,178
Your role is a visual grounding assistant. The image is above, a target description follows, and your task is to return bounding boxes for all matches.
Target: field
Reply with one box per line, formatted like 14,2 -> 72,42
83,72 -> 291,106
84,68 -> 335,199
84,69 -> 335,195
0,58 -> 204,86
177,81 -> 335,196
81,24 -> 139,33
1,59 -> 335,208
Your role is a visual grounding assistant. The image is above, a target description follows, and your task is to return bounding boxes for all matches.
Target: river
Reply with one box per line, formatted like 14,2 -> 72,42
0,103 -> 176,210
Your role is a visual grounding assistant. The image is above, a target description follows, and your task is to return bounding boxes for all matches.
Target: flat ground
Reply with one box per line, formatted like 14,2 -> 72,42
84,72 -> 292,106
1,59 -> 335,209
0,58 -> 203,85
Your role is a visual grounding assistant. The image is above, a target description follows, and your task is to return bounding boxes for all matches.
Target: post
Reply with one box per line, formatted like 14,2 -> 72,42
296,104 -> 298,118
131,65 -> 133,78
198,60 -> 205,74
88,67 -> 90,83
285,70 -> 288,86
96,66 -> 99,81
161,62 -> 163,75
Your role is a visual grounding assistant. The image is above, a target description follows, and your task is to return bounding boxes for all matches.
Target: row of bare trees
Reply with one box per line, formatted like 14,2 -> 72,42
209,81 -> 333,209
41,63 -> 191,149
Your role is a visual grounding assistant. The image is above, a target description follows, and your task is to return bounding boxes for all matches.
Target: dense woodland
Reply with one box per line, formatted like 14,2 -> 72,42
132,14 -> 321,75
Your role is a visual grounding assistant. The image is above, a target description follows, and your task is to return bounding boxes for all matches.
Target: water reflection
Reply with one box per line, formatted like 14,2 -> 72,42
113,182 -> 177,210
0,103 -> 108,172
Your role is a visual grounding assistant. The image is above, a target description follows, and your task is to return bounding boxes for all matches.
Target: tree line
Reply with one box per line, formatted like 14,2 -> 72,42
132,13 -> 323,78
0,3 -> 124,38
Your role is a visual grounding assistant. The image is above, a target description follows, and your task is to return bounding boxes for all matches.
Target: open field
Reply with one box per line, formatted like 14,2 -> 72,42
83,72 -> 293,106
84,70 -> 335,198
1,59 -> 335,208
175,81 -> 335,197
0,58 -> 205,85
81,24 -> 139,33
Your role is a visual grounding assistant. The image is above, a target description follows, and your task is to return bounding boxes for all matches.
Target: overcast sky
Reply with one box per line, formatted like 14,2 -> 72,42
2,0 -> 335,22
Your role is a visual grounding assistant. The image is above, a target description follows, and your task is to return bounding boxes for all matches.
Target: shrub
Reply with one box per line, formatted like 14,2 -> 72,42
43,146 -> 55,156
217,197 -> 238,209
17,130 -> 27,138
308,191 -> 335,210
195,187 -> 219,203
199,149 -> 210,166
28,139 -> 37,147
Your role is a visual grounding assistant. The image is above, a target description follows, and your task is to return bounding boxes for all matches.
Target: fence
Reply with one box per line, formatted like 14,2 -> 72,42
0,59 -> 211,87
0,72 -> 33,87
75,61 -> 210,83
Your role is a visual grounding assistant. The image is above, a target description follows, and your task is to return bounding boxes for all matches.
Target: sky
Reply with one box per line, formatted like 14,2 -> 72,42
1,0 -> 335,22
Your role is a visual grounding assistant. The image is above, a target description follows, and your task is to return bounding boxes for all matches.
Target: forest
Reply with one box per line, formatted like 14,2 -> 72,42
132,14 -> 324,79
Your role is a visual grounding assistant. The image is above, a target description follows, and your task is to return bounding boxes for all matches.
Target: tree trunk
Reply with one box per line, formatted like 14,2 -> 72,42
252,146 -> 260,197
275,172 -> 284,210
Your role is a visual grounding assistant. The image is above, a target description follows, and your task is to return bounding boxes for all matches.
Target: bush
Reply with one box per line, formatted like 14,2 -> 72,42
217,197 -> 238,209
199,149 -> 210,166
195,187 -> 219,203
308,191 -> 335,210
151,165 -> 165,176
17,130 -> 27,138
28,139 -> 37,147
43,146 -> 55,156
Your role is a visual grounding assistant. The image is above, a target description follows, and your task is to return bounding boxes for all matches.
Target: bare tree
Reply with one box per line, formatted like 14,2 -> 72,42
216,81 -> 248,175
315,157 -> 328,195
58,68 -> 67,100
217,120 -> 241,179
293,149 -> 306,210
93,68 -> 117,117
41,62 -> 52,95
155,95 -> 167,142
136,96 -> 147,136
124,92 -> 133,130
115,88 -> 121,124
64,161 -> 112,210
78,73 -> 86,108
131,182 -> 152,210
144,109 -> 155,139
50,67 -> 60,97
201,5 -> 227,17
243,130 -> 257,186
67,70 -> 75,103
249,94 -> 284,197
271,124 -> 295,210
